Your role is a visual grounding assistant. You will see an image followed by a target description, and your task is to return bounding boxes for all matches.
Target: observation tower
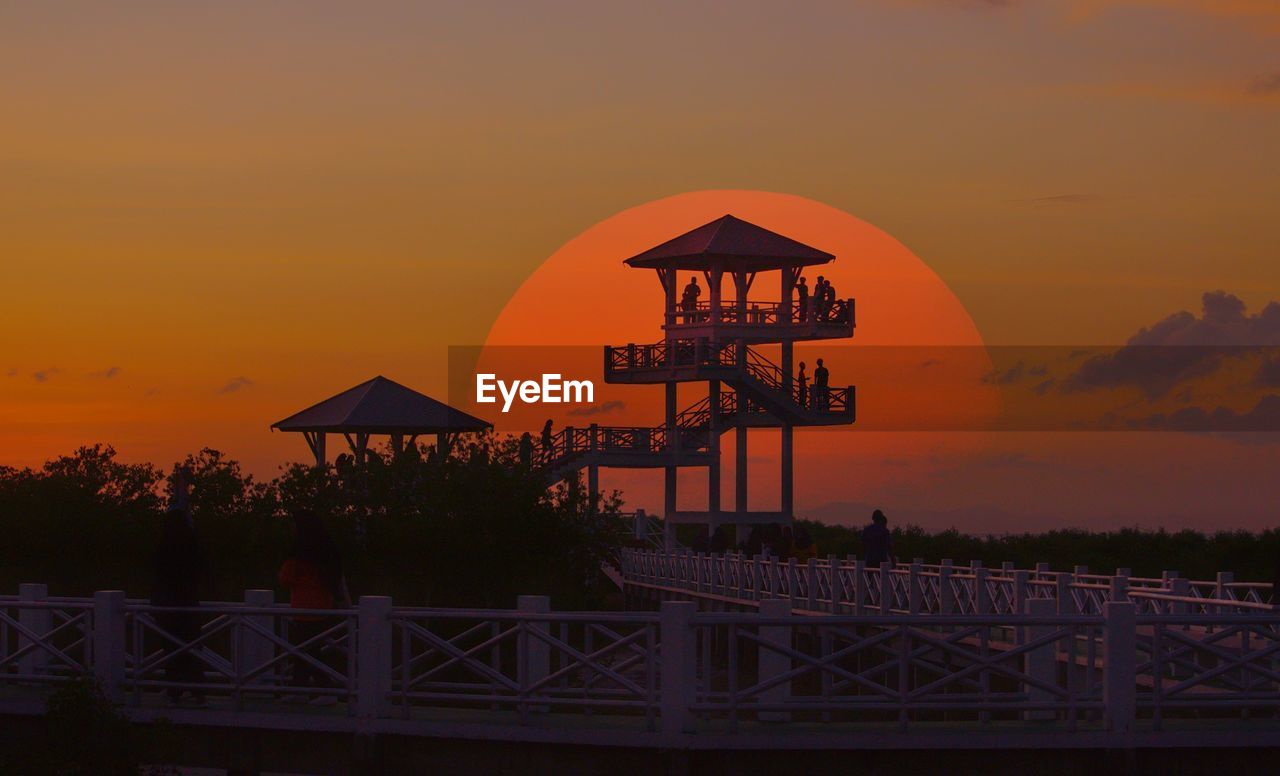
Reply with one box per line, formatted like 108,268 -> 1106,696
540,215 -> 855,545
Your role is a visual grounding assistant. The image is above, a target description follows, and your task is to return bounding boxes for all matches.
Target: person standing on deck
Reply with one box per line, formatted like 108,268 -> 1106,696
862,509 -> 896,568
795,276 -> 809,322
812,358 -> 829,411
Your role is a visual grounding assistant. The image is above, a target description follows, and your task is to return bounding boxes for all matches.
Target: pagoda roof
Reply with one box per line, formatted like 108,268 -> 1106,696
624,214 -> 835,271
272,376 -> 491,435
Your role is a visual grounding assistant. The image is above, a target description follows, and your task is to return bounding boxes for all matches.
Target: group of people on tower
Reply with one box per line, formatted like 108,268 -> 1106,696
794,274 -> 841,322
677,274 -> 843,323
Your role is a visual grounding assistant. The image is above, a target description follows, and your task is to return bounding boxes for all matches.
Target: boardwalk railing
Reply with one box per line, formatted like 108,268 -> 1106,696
619,549 -> 1275,616
3,583 -> 1280,743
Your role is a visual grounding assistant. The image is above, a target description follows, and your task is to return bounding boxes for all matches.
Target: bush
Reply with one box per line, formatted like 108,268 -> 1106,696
0,439 -> 624,609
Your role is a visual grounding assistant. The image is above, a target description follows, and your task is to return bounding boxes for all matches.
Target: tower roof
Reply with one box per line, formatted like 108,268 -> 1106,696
624,214 -> 835,271
272,376 -> 491,434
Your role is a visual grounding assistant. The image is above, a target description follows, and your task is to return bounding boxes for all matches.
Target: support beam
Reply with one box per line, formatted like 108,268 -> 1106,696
781,423 -> 794,520
665,381 -> 677,531
708,379 -> 721,527
735,420 -> 747,515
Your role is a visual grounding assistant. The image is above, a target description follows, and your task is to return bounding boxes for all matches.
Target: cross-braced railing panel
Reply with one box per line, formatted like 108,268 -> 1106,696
389,610 -> 661,724
126,605 -> 357,706
0,601 -> 93,683
689,613 -> 1106,728
1137,615 -> 1280,727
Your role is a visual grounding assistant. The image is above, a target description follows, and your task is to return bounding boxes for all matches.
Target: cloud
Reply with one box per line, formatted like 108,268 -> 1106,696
1032,378 -> 1056,396
1256,358 -> 1280,388
1062,291 -> 1280,397
218,376 -> 254,394
1012,194 -> 1101,206
5,368 -> 16,378
32,367 -> 60,383
567,400 -> 626,417
88,366 -> 120,379
1248,72 -> 1280,96
984,360 -> 1049,385
1127,394 -> 1280,433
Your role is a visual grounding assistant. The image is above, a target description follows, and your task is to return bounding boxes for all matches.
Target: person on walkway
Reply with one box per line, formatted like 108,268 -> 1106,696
862,509 -> 896,568
540,419 -> 555,463
681,275 -> 701,319
795,276 -> 809,322
151,494 -> 207,705
518,432 -> 534,470
279,510 -> 350,704
812,358 -> 829,411
796,361 -> 808,408
823,278 -> 837,320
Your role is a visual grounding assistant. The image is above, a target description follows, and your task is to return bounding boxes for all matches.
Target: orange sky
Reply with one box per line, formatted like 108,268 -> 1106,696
2,1 -> 1278,529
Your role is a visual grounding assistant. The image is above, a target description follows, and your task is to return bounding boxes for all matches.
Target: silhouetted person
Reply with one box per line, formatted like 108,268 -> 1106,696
795,276 -> 809,321
822,277 -> 837,320
518,432 -> 534,469
279,510 -> 349,703
812,358 -> 829,410
797,361 -> 808,408
780,525 -> 795,559
862,509 -> 895,568
815,276 -> 829,320
745,525 -> 764,557
152,504 -> 207,705
681,275 -> 701,318
541,419 -> 555,462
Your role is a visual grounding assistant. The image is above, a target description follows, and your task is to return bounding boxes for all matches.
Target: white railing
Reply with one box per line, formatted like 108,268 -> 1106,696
620,549 -> 1276,617
4,584 -> 1280,742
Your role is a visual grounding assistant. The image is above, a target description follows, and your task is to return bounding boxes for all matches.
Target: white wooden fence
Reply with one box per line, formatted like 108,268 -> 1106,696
2,582 -> 1280,745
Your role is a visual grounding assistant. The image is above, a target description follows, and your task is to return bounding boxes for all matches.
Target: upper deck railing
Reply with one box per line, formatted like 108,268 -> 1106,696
670,297 -> 854,329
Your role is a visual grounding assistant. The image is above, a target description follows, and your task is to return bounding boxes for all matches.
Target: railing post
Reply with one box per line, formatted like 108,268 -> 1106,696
1035,562 -> 1051,579
634,510 -> 646,541
1013,570 -> 1028,616
1110,574 -> 1129,604
751,555 -> 763,600
357,595 -> 392,719
974,568 -> 991,615
1023,597 -> 1057,721
939,564 -> 955,614
853,560 -> 866,615
518,595 -> 551,713
1103,602 -> 1137,735
806,558 -> 819,611
827,554 -> 842,613
1056,572 -> 1075,615
660,601 -> 697,734
1215,571 -> 1234,602
879,562 -> 893,614
908,561 -> 922,615
18,583 -> 49,677
758,599 -> 792,722
240,589 -> 275,686
93,590 -> 126,703
784,558 -> 797,605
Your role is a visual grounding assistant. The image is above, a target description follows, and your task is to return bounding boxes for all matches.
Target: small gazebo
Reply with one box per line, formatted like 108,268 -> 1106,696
271,375 -> 492,467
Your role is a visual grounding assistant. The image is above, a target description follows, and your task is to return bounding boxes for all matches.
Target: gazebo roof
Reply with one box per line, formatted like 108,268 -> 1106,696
624,214 -> 835,271
271,376 -> 491,435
